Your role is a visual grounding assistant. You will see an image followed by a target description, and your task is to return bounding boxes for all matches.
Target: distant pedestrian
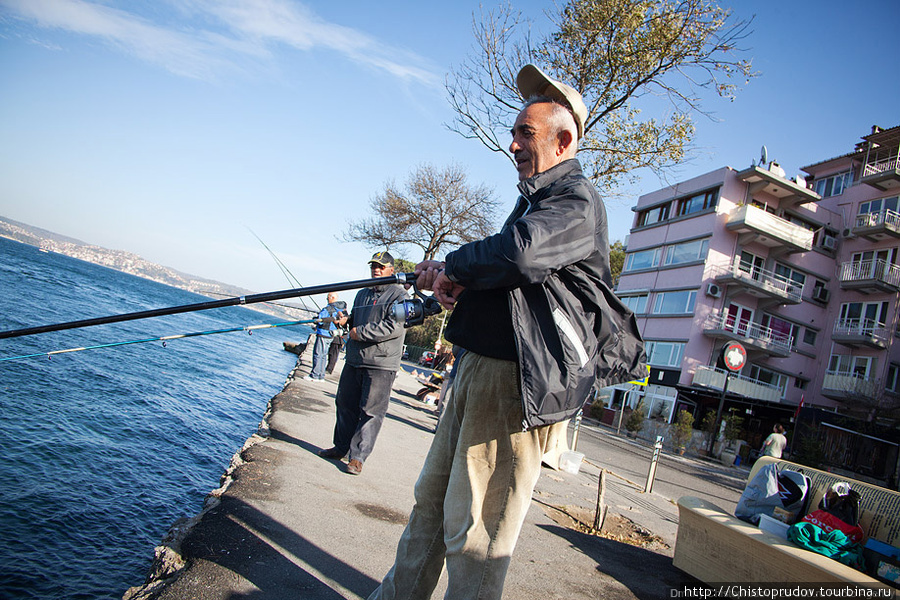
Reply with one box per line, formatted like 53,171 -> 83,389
761,423 -> 787,458
305,293 -> 346,382
319,251 -> 406,475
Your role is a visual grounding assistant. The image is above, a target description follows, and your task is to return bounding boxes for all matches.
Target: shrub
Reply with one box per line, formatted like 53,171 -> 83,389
625,401 -> 646,433
670,409 -> 694,449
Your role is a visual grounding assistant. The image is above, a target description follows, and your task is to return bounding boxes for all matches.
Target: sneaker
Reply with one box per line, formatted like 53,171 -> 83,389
318,447 -> 345,459
346,459 -> 363,475
303,375 -> 315,381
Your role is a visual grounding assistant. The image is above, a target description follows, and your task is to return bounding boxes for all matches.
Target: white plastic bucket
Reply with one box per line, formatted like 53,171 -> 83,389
559,450 -> 585,474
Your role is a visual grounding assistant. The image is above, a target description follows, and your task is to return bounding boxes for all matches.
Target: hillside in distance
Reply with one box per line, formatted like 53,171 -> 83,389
1,216 -> 316,320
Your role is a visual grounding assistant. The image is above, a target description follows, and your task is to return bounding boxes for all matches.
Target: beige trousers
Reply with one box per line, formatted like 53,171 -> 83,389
369,352 -> 556,600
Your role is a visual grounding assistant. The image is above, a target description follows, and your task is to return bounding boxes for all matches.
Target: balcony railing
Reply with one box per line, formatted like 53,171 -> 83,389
822,372 -> 881,399
703,311 -> 793,356
863,157 -> 899,178
853,209 -> 900,239
725,205 -> 814,252
711,257 -> 803,303
832,318 -> 890,348
838,259 -> 900,290
692,365 -> 783,402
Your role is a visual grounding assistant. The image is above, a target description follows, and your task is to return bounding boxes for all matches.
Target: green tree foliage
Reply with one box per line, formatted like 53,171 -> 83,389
344,163 -> 500,261
446,0 -> 755,194
609,240 -> 625,284
625,400 -> 646,433
404,311 -> 450,350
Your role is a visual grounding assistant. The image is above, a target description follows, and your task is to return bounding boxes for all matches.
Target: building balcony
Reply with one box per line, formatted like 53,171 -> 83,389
702,311 -> 792,357
725,204 -> 814,253
711,257 -> 802,304
861,156 -> 900,191
838,259 -> 900,293
821,372 -> 881,401
692,365 -> 783,402
851,209 -> 900,241
831,319 -> 890,349
736,165 -> 821,210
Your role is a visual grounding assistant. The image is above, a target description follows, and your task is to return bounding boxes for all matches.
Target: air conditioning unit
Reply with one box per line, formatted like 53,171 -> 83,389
706,283 -> 721,298
842,228 -> 856,239
812,287 -> 830,303
822,235 -> 837,250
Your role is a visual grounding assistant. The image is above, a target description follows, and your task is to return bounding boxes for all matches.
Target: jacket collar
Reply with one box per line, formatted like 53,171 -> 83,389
516,158 -> 582,198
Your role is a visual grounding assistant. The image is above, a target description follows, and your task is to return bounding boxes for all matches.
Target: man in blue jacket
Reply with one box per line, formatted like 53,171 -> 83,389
305,292 -> 345,382
368,65 -> 645,599
319,252 -> 407,475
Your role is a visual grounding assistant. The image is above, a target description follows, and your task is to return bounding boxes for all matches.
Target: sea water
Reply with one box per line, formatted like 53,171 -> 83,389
0,237 -> 310,599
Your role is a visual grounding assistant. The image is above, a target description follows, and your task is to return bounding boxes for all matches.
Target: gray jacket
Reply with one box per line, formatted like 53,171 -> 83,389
344,284 -> 407,371
445,159 -> 646,428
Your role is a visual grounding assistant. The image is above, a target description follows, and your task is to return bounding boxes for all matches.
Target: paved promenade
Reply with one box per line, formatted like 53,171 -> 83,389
126,350 -> 738,600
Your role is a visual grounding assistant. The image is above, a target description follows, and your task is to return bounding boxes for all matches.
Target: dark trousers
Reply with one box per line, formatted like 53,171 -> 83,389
333,365 -> 395,463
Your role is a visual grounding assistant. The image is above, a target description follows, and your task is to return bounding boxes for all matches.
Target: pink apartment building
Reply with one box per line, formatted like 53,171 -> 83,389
614,124 -> 900,486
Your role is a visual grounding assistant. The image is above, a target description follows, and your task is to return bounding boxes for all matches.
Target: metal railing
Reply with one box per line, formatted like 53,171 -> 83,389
854,209 -> 900,230
704,311 -> 793,354
832,318 -> 889,344
692,365 -> 783,402
863,156 -> 899,178
822,371 -> 881,398
838,259 -> 900,288
711,257 -> 803,302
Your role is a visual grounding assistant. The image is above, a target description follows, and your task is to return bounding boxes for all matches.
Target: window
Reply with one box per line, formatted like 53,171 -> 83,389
624,247 -> 661,272
774,262 -> 806,292
760,314 -> 797,346
664,239 -> 709,266
802,328 -> 818,346
747,364 -> 788,398
859,196 -> 900,215
676,188 -> 719,217
814,170 -> 853,197
739,251 -> 765,280
645,341 -> 685,367
838,301 -> 889,330
828,354 -> 876,377
637,203 -> 670,227
652,290 -> 696,314
887,364 -> 900,394
620,294 -> 648,314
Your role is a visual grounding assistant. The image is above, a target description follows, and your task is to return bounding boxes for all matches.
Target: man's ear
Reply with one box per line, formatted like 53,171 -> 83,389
557,129 -> 575,156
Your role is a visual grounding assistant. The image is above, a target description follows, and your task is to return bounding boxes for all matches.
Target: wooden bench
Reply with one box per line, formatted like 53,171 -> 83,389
674,457 -> 899,594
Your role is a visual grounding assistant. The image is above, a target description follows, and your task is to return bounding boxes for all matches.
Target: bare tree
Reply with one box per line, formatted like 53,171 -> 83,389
446,0 -> 756,194
344,163 -> 500,261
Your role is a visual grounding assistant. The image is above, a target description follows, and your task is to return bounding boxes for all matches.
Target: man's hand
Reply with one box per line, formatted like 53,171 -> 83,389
412,260 -> 444,291
431,272 -> 465,310
349,327 -> 359,341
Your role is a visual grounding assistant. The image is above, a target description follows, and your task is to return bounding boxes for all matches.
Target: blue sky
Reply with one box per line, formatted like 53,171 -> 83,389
1,0 -> 898,303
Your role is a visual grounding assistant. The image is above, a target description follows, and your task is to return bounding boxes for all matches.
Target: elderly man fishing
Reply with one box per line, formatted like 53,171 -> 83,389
367,64 -> 646,600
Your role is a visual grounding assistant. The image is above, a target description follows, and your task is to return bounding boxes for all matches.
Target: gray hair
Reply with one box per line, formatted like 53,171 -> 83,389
523,96 -> 579,144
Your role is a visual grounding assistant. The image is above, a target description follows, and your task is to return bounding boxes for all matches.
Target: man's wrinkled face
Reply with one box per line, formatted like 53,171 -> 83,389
370,262 -> 394,277
509,102 -> 564,181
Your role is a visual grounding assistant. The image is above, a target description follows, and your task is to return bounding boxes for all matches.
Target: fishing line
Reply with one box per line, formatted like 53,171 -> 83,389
246,227 -> 321,311
0,319 -> 317,363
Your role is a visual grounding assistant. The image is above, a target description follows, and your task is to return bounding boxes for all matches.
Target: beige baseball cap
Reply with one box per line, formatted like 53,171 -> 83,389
516,64 -> 587,139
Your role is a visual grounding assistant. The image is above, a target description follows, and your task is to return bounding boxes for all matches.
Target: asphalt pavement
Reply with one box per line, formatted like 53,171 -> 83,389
124,350 -> 750,600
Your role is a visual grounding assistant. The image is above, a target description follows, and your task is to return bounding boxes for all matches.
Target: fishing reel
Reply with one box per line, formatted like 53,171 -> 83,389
393,282 -> 443,328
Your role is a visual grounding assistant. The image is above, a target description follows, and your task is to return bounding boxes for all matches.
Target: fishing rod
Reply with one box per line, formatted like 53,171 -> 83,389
0,319 -> 316,363
0,272 -> 440,340
246,227 -> 321,312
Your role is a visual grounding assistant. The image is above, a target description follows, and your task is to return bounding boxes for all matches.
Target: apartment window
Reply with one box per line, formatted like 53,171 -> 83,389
652,290 -> 696,314
887,364 -> 900,394
664,239 -> 709,266
839,301 -> 889,328
774,262 -> 806,291
624,247 -> 661,272
620,294 -> 649,314
859,196 -> 900,215
814,170 -> 853,197
794,378 -> 809,391
637,203 -> 670,227
802,328 -> 817,346
747,364 -> 788,398
739,251 -> 765,280
676,188 -> 719,217
828,354 -> 876,377
760,314 -> 797,346
645,341 -> 685,368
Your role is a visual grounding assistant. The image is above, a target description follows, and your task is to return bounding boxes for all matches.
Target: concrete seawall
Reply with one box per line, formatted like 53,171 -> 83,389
124,346 -> 697,599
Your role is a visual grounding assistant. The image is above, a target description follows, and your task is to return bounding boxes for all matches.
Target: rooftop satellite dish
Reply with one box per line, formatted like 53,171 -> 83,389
760,145 -> 768,166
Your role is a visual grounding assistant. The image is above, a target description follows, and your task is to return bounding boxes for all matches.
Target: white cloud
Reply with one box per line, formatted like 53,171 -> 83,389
0,0 -> 440,85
